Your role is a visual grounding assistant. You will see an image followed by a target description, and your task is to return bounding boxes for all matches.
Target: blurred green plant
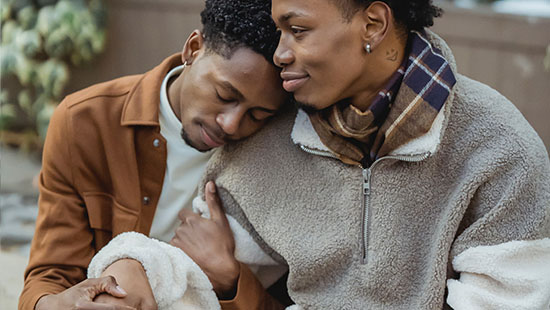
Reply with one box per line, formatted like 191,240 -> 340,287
1,0 -> 107,152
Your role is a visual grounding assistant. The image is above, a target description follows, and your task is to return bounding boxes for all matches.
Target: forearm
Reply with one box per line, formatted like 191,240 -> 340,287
447,238 -> 550,310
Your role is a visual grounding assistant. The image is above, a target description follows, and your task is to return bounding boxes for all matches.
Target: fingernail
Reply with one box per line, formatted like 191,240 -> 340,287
208,181 -> 216,193
116,285 -> 127,295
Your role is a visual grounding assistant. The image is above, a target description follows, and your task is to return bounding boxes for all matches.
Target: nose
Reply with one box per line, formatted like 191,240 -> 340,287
273,36 -> 294,68
215,106 -> 246,136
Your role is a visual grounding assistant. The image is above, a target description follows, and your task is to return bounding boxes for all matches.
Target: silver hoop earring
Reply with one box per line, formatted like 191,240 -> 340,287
365,43 -> 372,54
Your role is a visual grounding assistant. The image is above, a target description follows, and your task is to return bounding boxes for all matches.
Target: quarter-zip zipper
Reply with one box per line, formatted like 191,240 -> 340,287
299,145 -> 338,159
360,167 -> 371,264
300,144 -> 430,265
359,152 -> 430,264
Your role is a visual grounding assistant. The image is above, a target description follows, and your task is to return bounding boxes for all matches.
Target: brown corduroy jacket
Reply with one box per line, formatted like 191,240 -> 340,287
19,54 -> 282,310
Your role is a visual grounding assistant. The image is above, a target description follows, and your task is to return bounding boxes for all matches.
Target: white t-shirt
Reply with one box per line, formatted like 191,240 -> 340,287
149,65 -> 213,242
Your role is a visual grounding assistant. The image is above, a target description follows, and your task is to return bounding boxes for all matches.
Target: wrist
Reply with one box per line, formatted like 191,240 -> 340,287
211,259 -> 240,299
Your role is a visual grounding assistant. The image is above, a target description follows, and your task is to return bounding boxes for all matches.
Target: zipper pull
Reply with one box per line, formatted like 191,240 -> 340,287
362,169 -> 371,196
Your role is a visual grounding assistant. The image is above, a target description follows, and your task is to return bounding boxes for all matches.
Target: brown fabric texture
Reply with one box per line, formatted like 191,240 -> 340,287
309,104 -> 379,166
220,263 -> 285,310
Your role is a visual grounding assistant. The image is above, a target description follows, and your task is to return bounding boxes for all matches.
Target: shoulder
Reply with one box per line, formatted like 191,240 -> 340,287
63,74 -> 142,109
447,74 -> 548,166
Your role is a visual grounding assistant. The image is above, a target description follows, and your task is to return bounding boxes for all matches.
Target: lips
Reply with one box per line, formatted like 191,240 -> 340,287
200,126 -> 225,148
281,71 -> 309,93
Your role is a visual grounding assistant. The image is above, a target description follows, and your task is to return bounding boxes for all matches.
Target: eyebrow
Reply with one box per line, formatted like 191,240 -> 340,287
220,81 -> 244,101
278,12 -> 306,23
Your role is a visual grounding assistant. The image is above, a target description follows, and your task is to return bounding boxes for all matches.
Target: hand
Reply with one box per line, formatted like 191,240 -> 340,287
170,181 -> 240,299
94,259 -> 157,310
35,276 -> 135,310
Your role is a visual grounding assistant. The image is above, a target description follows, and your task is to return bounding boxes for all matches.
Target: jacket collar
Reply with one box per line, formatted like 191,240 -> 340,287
121,54 -> 184,127
292,30 -> 458,158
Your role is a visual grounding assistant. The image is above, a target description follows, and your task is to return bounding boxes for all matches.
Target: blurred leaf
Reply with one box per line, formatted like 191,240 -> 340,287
0,89 -> 9,103
14,54 -> 36,86
1,20 -> 22,44
16,6 -> 37,30
17,89 -> 33,115
0,103 -> 17,129
0,0 -> 14,22
36,6 -> 58,37
44,24 -> 74,58
0,45 -> 18,77
38,59 -> 69,99
15,29 -> 41,57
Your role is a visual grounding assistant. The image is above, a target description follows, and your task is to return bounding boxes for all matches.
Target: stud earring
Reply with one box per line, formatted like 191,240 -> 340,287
365,43 -> 372,54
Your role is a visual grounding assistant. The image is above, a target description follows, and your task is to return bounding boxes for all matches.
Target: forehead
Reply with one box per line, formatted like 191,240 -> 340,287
208,48 -> 284,106
272,0 -> 342,22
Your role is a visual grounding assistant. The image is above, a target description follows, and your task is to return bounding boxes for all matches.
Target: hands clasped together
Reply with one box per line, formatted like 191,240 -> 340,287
36,181 -> 238,310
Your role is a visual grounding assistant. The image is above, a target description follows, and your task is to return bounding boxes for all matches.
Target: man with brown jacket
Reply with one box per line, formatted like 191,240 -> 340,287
19,0 -> 287,309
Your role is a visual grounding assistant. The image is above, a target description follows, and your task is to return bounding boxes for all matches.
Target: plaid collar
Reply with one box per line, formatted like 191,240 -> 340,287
306,30 -> 457,167
371,30 -> 457,159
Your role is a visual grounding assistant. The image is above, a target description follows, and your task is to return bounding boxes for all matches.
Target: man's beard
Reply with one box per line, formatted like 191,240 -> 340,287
291,95 -> 318,114
180,127 -> 209,153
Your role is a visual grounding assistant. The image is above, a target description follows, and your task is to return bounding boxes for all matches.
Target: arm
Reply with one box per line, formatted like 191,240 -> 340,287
447,145 -> 550,309
171,181 -> 286,309
19,101 -> 94,308
19,101 -> 136,310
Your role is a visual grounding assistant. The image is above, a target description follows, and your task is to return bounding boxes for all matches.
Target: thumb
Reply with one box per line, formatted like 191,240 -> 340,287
205,181 -> 225,223
99,276 -> 128,298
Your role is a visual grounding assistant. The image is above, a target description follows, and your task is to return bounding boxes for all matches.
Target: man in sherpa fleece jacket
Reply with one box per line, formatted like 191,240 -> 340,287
187,0 -> 550,309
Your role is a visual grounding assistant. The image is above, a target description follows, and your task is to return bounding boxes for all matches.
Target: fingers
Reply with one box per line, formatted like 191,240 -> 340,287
90,276 -> 127,298
178,208 -> 195,221
205,181 -> 226,223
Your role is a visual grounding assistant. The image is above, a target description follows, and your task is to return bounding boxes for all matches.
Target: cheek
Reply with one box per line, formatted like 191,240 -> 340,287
236,120 -> 264,139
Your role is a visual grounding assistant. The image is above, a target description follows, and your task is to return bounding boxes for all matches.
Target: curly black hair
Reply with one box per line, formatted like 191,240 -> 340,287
333,0 -> 442,31
200,0 -> 279,64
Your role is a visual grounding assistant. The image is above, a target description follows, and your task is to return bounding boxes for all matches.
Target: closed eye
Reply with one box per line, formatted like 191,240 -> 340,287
216,90 -> 234,103
290,26 -> 306,34
249,109 -> 275,122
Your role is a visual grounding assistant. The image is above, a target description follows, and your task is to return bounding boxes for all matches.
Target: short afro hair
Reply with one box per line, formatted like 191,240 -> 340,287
200,0 -> 280,64
333,0 -> 442,31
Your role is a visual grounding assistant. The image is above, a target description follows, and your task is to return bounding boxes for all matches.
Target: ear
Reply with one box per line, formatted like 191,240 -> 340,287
181,29 -> 205,65
359,1 -> 393,50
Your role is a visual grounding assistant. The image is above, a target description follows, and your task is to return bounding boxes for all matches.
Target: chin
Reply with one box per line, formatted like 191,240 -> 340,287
293,93 -> 333,113
181,128 -> 210,152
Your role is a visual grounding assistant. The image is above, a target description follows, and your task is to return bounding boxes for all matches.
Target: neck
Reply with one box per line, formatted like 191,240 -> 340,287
167,73 -> 184,121
351,30 -> 408,111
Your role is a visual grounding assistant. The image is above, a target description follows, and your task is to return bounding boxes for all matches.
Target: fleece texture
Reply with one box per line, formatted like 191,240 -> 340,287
88,213 -> 296,309
447,238 -> 550,309
88,232 -> 220,310
198,30 -> 550,309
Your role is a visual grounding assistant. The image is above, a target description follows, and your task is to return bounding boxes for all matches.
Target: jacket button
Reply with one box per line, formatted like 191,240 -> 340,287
142,196 -> 151,205
153,139 -> 160,148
